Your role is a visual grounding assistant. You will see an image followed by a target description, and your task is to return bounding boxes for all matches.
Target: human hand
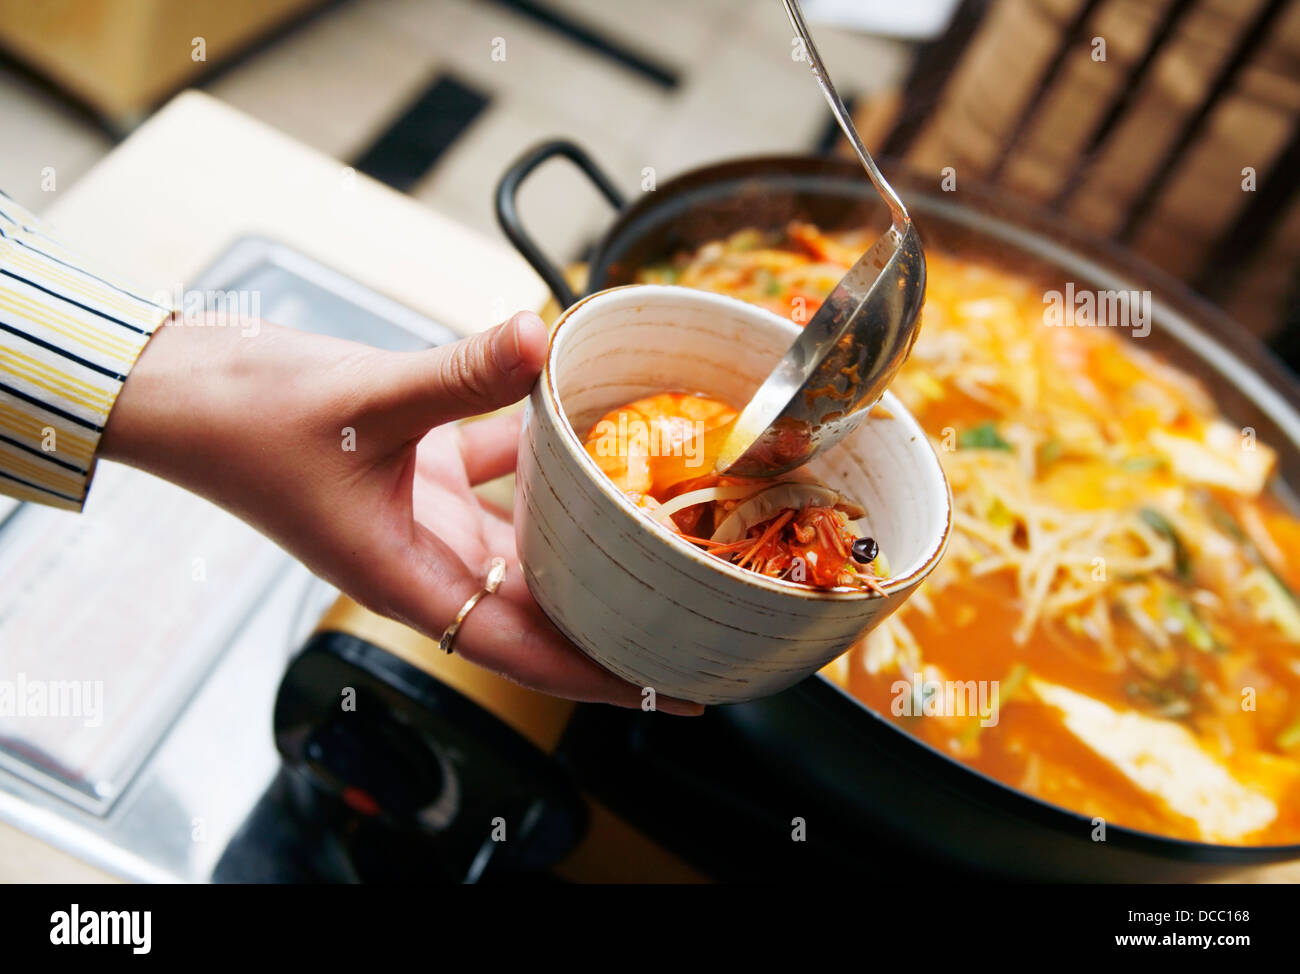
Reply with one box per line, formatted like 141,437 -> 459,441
100,311 -> 704,716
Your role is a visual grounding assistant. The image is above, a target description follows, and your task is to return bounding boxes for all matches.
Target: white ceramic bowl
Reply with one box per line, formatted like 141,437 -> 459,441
515,285 -> 951,704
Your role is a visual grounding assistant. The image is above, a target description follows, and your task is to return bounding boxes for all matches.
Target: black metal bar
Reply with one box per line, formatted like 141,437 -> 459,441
1265,268 -> 1300,369
880,0 -> 993,159
352,74 -> 491,193
985,0 -> 1106,184
1117,0 -> 1290,243
483,0 -> 679,90
1051,0 -> 1199,210
1194,119 -> 1300,302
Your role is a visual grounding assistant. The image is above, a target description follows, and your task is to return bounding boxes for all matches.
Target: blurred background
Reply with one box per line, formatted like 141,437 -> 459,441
2,0 -> 1299,345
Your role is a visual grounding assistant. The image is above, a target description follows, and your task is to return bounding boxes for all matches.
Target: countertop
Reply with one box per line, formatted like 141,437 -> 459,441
41,90 -> 548,338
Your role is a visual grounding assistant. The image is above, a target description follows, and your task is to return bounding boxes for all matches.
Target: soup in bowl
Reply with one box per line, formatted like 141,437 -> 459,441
513,284 -> 951,705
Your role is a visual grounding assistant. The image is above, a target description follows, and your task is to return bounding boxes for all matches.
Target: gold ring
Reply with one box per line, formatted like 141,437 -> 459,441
439,556 -> 507,654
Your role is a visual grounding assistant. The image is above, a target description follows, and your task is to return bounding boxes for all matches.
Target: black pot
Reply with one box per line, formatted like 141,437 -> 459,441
496,140 -> 1300,881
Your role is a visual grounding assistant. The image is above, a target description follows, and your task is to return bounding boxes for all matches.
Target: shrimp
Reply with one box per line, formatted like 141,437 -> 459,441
584,392 -> 737,495
584,392 -> 882,593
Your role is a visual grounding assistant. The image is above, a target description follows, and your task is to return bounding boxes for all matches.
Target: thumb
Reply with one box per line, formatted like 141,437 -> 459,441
401,310 -> 549,428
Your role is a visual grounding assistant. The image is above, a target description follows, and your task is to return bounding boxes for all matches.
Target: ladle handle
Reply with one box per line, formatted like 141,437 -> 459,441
781,0 -> 910,227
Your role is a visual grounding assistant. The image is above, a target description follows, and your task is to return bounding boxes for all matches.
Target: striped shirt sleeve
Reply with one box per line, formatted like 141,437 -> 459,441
0,190 -> 172,511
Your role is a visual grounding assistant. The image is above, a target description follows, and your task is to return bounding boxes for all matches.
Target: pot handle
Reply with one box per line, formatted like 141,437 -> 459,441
495,140 -> 626,308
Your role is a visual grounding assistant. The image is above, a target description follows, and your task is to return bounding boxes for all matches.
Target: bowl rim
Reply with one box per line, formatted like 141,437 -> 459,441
536,283 -> 953,603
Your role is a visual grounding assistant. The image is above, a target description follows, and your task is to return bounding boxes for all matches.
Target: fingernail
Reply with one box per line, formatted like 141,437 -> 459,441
492,315 -> 524,373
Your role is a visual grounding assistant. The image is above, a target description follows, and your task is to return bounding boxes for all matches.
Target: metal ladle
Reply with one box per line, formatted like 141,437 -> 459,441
716,0 -> 927,478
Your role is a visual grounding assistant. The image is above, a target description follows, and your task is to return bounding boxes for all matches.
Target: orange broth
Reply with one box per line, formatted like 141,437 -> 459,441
638,225 -> 1300,845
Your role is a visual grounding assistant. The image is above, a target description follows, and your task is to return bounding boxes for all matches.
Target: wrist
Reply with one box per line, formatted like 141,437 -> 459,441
99,314 -> 248,475
98,316 -> 391,515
